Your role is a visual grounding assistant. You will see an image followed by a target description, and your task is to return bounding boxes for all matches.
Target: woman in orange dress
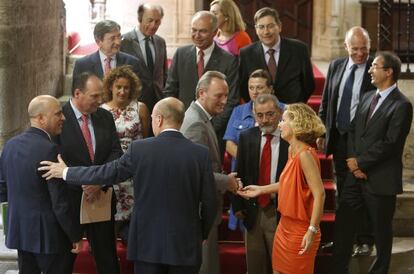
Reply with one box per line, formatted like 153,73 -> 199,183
239,103 -> 326,274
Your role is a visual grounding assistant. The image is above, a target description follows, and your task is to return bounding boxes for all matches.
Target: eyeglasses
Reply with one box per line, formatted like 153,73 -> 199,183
255,111 -> 277,120
255,23 -> 277,31
370,64 -> 389,70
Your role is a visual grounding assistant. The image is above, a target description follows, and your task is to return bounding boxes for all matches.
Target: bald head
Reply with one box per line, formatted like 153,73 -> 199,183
344,26 -> 370,65
152,98 -> 185,135
28,95 -> 65,136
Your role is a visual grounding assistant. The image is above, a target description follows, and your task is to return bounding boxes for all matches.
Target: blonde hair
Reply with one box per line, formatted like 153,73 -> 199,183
284,103 -> 325,145
210,0 -> 246,33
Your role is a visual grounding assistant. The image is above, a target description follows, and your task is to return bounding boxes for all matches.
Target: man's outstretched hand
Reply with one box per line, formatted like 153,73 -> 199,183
38,154 -> 67,180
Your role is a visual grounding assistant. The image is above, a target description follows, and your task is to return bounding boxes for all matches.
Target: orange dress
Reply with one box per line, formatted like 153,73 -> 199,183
273,146 -> 321,274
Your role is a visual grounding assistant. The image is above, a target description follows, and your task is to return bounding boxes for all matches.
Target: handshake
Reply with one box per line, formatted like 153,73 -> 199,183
226,173 -> 263,200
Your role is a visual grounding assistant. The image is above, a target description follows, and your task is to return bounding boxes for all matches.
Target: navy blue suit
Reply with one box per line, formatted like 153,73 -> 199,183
0,127 -> 81,274
64,130 -> 217,273
72,50 -> 143,85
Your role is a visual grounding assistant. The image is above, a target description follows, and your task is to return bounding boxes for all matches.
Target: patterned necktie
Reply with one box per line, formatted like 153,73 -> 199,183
267,49 -> 277,83
337,64 -> 358,133
145,37 -> 154,73
257,134 -> 273,208
197,50 -> 204,78
367,93 -> 381,122
81,115 -> 94,162
104,57 -> 112,76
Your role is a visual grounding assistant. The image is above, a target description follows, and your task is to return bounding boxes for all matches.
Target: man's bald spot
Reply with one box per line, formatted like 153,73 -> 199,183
154,97 -> 185,126
28,95 -> 59,118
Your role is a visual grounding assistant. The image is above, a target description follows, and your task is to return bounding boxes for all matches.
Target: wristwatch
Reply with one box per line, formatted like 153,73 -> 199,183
308,225 -> 318,234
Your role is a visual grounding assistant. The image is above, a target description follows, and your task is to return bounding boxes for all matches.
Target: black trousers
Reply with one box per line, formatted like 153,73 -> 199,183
134,260 -> 201,274
332,131 -> 373,245
18,250 -> 73,274
332,174 -> 396,274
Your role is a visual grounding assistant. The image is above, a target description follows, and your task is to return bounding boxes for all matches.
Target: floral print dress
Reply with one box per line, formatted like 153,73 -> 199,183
102,101 -> 143,221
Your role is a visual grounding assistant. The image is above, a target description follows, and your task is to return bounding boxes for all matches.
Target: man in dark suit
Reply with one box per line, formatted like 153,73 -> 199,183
239,7 -> 315,103
232,94 -> 288,274
121,3 -> 167,113
317,27 -> 375,255
333,51 -> 413,274
39,97 -> 217,274
164,11 -> 239,154
56,73 -> 123,274
180,71 -> 240,274
0,95 -> 81,274
72,20 -> 144,87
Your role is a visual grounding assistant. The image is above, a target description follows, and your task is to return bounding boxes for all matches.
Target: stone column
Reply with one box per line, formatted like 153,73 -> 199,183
0,0 -> 65,146
312,0 -> 363,61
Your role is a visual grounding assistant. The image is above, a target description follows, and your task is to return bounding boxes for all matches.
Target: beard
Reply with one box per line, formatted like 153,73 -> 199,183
259,125 -> 276,134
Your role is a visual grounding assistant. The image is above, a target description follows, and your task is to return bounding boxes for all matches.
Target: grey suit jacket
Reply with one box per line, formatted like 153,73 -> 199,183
180,102 -> 228,224
121,29 -> 168,111
164,44 -> 239,133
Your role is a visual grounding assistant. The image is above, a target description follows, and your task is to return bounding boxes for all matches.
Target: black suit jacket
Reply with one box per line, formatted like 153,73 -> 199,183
121,30 -> 168,112
348,88 -> 413,195
0,127 -> 81,253
239,38 -> 315,103
164,44 -> 239,133
319,56 -> 375,155
55,102 -> 122,238
232,127 -> 288,230
64,131 -> 217,266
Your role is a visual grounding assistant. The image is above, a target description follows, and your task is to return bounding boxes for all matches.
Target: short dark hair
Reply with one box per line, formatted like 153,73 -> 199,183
93,20 -> 120,42
137,3 -> 164,22
249,69 -> 273,87
254,7 -> 281,26
72,72 -> 98,96
376,51 -> 401,82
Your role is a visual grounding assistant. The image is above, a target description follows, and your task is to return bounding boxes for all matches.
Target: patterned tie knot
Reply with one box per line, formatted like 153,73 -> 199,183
265,134 -> 273,142
267,48 -> 275,56
105,57 -> 112,63
81,114 -> 88,123
198,50 -> 204,57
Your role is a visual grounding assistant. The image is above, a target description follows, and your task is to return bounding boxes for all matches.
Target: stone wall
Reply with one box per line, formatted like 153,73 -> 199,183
0,0 -> 65,146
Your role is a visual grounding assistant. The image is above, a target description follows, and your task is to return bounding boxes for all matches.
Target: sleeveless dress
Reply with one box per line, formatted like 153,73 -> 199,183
273,146 -> 322,274
101,101 -> 143,221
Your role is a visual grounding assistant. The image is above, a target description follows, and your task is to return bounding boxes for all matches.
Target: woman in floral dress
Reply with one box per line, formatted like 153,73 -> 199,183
102,65 -> 150,242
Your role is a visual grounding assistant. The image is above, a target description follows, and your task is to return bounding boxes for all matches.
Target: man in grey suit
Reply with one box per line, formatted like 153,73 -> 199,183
121,3 -> 167,112
180,71 -> 240,274
165,11 -> 239,155
39,97 -> 217,274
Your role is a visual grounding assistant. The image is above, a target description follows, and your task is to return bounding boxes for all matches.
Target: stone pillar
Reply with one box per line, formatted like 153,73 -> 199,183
312,0 -> 363,61
0,0 -> 65,146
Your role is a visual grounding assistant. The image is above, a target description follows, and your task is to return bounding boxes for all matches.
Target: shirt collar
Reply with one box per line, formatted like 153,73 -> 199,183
377,83 -> 397,99
135,27 -> 149,42
98,50 -> 114,63
70,99 -> 89,120
241,101 -> 254,120
195,100 -> 213,120
347,57 -> 368,70
261,128 -> 280,137
196,42 -> 215,56
261,35 -> 281,54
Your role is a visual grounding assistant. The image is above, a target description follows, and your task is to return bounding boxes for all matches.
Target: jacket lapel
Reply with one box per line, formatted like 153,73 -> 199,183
92,51 -> 104,78
365,88 -> 398,130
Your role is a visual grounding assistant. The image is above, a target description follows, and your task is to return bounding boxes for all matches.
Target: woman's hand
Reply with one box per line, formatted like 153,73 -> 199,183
237,185 -> 262,199
299,230 -> 315,255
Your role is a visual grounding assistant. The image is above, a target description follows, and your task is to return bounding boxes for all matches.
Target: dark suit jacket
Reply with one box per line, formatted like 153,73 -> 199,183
232,126 -> 288,230
348,88 -> 413,195
64,131 -> 217,266
319,56 -> 375,155
164,44 -> 239,133
0,127 -> 81,254
72,50 -> 143,88
55,102 -> 122,239
121,30 -> 168,112
239,38 -> 315,103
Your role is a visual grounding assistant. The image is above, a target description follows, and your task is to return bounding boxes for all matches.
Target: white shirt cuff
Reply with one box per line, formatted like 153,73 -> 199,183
63,167 -> 68,180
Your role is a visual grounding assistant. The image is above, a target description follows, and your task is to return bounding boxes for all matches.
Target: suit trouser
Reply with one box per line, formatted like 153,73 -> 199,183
332,175 -> 396,274
245,205 -> 277,274
199,225 -> 219,274
134,260 -> 200,274
332,131 -> 373,246
69,219 -> 120,274
18,250 -> 73,274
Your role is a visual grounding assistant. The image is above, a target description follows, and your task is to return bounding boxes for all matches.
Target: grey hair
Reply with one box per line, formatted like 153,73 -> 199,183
195,71 -> 226,98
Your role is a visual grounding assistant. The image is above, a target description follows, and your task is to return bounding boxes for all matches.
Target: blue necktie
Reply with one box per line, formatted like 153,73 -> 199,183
145,37 -> 154,73
337,64 -> 358,133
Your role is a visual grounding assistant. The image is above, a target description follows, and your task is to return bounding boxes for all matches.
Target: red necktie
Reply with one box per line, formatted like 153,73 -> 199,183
267,49 -> 277,83
257,134 -> 273,208
81,115 -> 94,162
367,93 -> 381,122
197,50 -> 204,78
104,57 -> 112,76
